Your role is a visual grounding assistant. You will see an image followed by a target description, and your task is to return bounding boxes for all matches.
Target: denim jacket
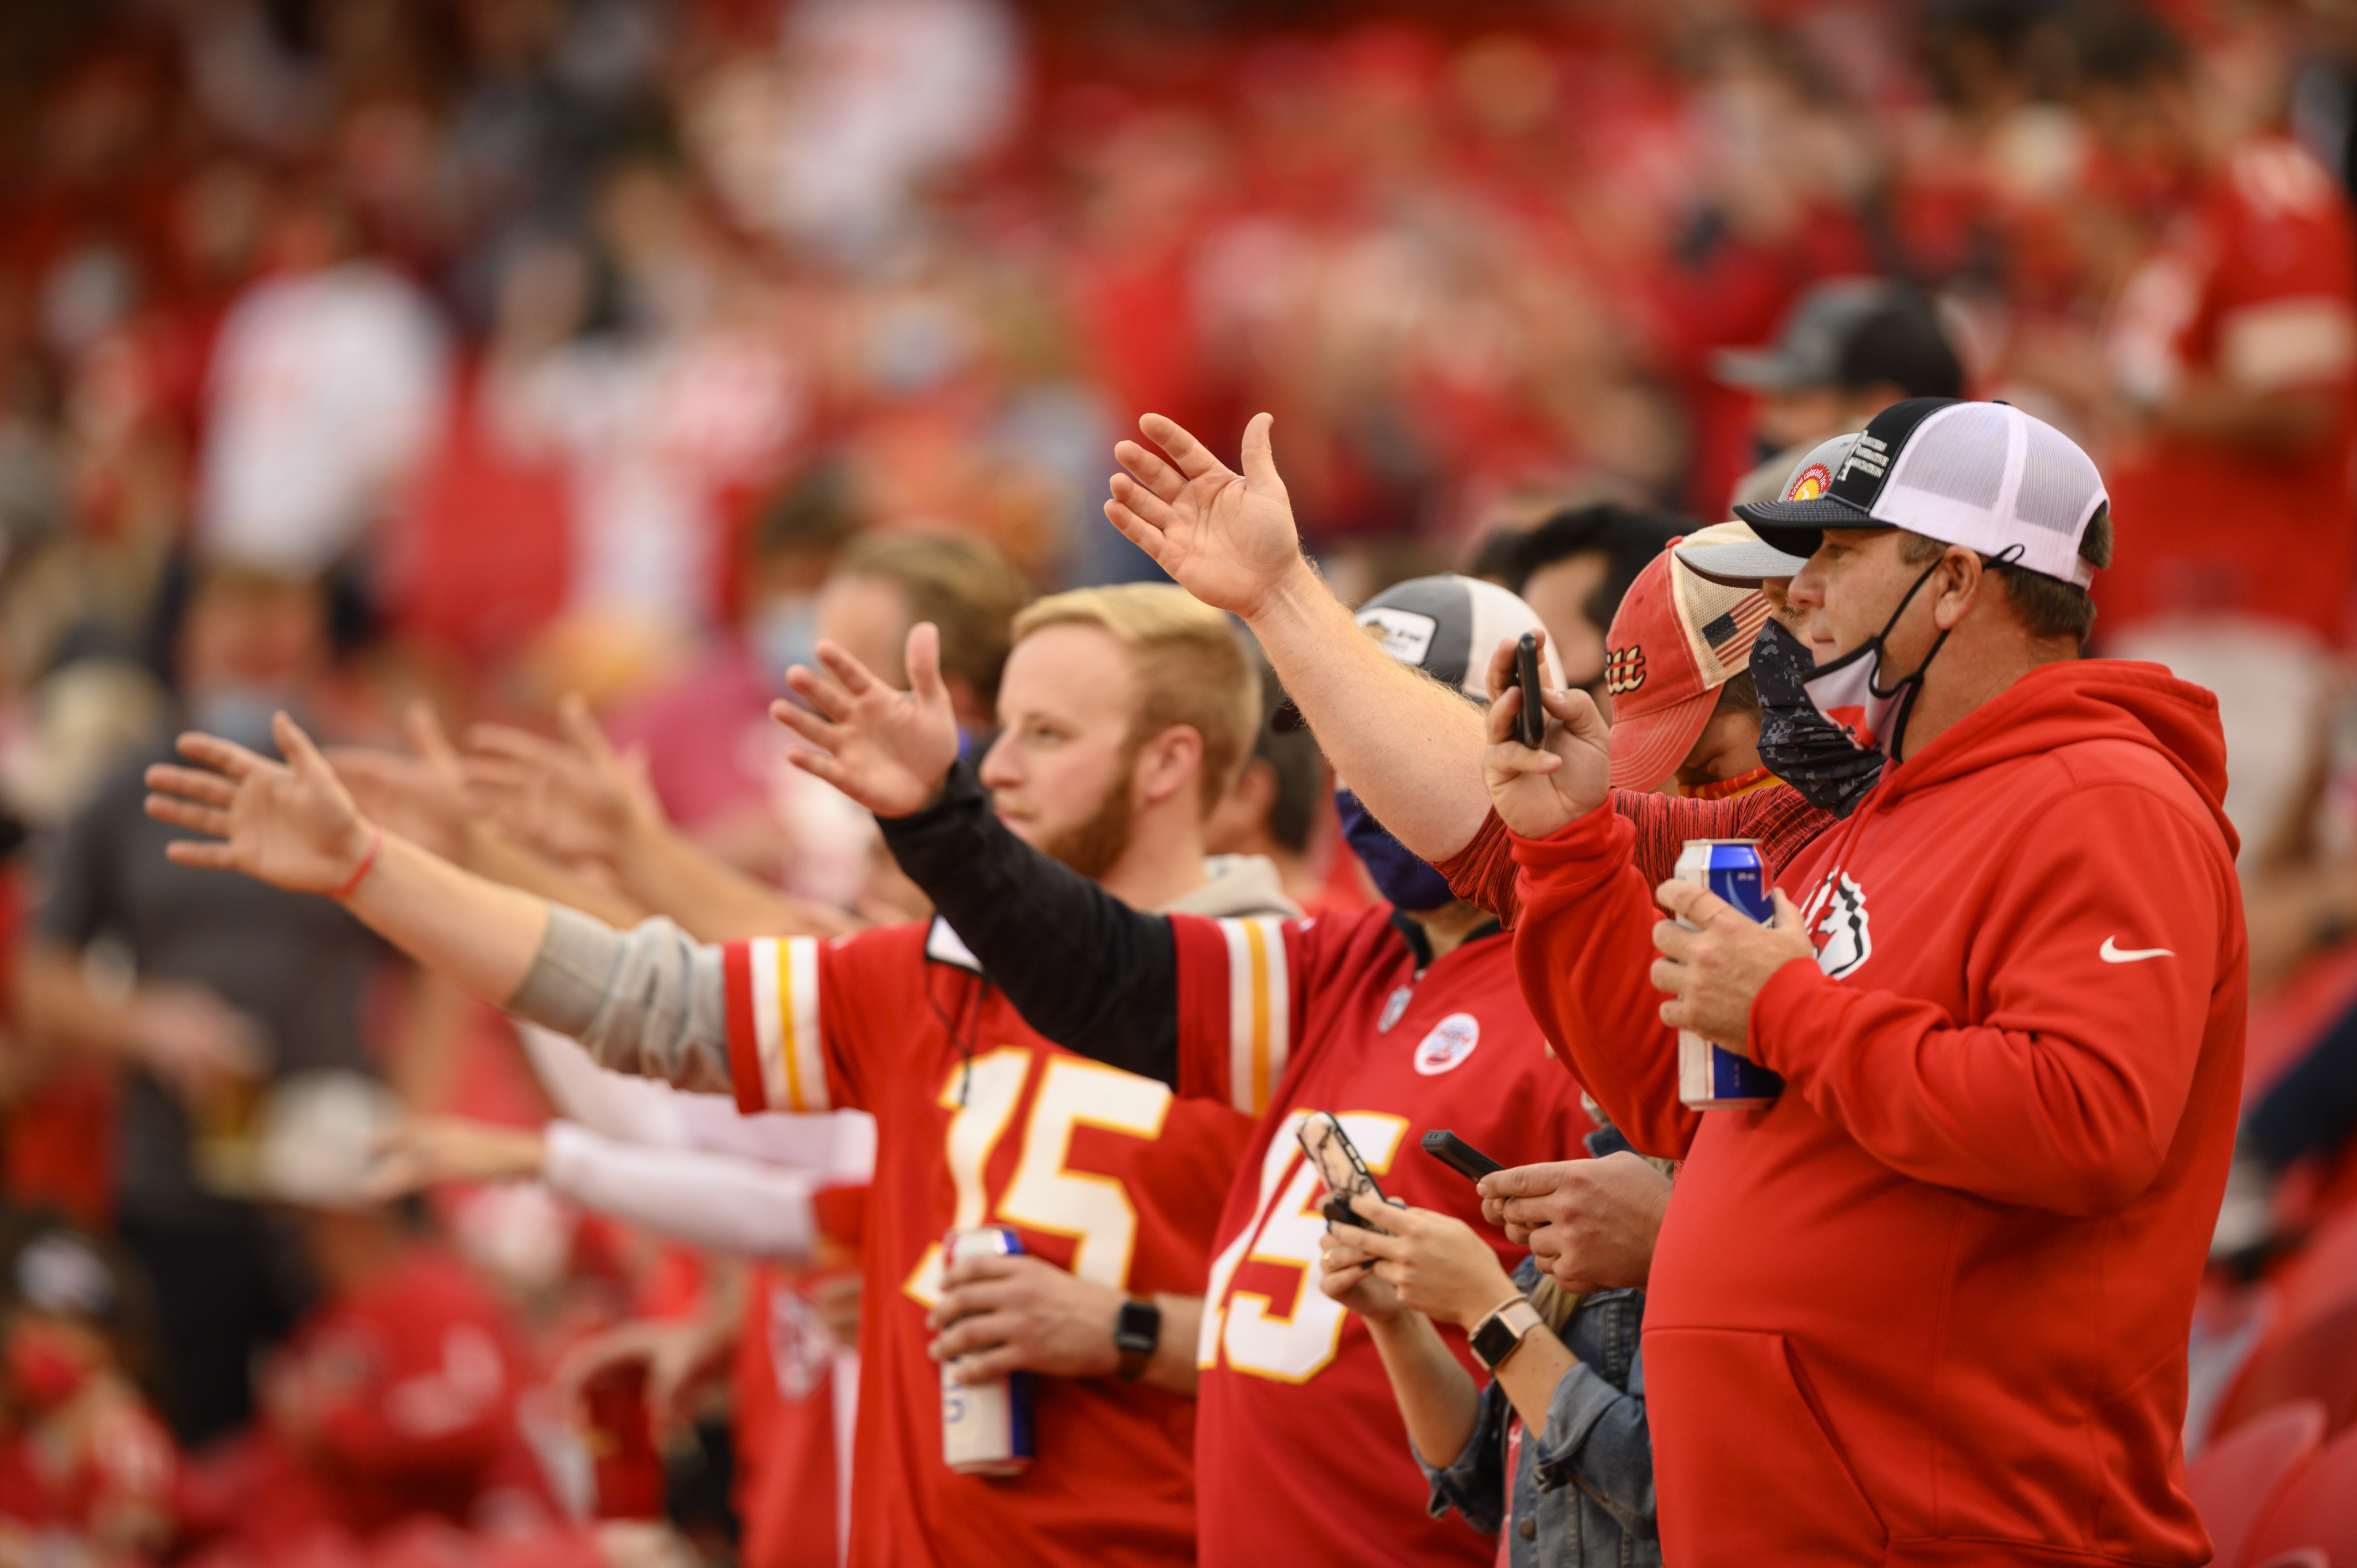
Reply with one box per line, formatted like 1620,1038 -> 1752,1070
1417,1261 -> 1658,1568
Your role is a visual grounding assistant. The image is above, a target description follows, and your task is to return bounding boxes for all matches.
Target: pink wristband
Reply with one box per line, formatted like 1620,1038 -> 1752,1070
332,826 -> 384,901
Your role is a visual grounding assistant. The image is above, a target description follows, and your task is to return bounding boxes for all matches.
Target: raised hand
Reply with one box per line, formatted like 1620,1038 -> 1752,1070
775,623 -> 961,817
328,702 -> 474,865
144,713 -> 376,895
1480,633 -> 1612,838
1106,412 -> 1309,620
466,694 -> 655,866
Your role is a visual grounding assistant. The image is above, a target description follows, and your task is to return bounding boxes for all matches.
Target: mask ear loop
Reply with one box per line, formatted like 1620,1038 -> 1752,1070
1880,542 -> 2027,763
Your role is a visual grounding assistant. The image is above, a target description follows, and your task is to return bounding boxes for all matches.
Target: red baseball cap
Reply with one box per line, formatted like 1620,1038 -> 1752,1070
1602,526 -> 1775,791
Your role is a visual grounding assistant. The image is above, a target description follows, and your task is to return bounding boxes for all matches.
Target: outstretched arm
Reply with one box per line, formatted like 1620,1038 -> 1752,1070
1104,413 -> 1496,861
145,713 -> 550,1007
466,697 -> 855,943
145,713 -> 743,1096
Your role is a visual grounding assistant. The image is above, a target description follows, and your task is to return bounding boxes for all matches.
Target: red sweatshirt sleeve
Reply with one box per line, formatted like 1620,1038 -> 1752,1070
1749,782 -> 2232,1214
1439,787 -> 1833,931
1509,806 -> 1700,1160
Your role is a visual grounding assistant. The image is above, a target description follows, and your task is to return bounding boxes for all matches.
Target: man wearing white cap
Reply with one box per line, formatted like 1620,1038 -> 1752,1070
1486,396 -> 2245,1566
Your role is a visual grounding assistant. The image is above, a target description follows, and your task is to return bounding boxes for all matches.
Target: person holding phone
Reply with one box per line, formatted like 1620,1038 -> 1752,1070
759,572 -> 1595,1568
1317,1167 -> 1659,1568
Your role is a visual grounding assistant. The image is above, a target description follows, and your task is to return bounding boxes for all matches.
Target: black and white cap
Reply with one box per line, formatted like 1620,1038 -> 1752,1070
1271,573 -> 1566,730
1732,398 -> 2109,588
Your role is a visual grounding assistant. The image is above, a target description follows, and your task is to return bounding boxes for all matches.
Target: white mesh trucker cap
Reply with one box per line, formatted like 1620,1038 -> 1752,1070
1731,398 -> 2109,589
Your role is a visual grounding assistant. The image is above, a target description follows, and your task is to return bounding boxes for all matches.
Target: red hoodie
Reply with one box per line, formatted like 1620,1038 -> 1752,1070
1510,659 -> 2244,1567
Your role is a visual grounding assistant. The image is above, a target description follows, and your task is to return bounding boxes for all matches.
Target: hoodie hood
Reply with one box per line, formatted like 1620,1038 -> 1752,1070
1877,658 -> 2237,859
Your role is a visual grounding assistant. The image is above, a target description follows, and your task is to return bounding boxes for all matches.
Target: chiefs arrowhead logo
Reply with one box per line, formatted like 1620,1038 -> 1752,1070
1604,645 -> 1646,697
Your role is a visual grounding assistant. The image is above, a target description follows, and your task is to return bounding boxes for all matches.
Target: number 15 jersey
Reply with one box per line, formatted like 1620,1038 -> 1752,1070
722,918 -> 1256,1568
1169,908 -> 1594,1568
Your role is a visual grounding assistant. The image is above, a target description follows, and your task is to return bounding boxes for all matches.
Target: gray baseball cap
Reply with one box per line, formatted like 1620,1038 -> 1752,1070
1714,280 -> 1962,397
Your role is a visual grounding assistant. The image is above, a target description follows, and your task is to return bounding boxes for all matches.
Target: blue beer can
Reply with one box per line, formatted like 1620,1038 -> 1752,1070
1673,839 -> 1786,1110
940,1227 -> 1035,1476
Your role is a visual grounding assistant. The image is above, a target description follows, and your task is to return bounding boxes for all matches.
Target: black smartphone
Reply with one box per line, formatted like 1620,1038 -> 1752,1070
1422,1129 -> 1504,1183
1298,1112 -> 1398,1232
1515,631 -> 1546,750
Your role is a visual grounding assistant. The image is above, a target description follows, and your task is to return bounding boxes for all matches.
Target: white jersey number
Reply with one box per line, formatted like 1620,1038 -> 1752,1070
903,1052 -> 1173,1307
1200,1111 -> 1409,1384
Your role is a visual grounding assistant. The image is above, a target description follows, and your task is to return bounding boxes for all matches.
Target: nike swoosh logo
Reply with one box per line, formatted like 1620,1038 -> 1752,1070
2099,937 -> 2173,964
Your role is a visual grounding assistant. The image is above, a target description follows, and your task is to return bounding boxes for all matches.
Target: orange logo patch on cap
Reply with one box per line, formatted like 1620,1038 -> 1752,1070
1604,645 -> 1646,697
1786,463 -> 1833,501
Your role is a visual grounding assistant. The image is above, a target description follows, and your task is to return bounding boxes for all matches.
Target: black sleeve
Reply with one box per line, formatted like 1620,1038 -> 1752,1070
877,760 -> 1178,1087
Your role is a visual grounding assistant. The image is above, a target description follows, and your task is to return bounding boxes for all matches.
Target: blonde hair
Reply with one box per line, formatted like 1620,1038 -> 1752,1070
1011,585 -> 1260,812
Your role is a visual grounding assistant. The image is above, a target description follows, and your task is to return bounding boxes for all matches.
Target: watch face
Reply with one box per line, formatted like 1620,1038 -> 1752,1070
1115,1299 -> 1161,1353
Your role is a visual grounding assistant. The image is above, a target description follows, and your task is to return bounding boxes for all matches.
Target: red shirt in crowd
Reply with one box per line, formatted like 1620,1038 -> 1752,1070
1164,907 -> 1592,1568
1508,660 -> 2243,1565
719,920 -> 1254,1568
2100,136 -> 2357,644
186,1247 -> 550,1553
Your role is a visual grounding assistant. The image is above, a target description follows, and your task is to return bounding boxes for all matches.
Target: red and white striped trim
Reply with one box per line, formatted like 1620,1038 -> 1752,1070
724,937 -> 827,1113
1217,918 -> 1290,1115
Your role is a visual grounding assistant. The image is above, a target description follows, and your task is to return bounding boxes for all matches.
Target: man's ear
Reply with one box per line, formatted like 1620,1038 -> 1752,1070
1931,545 -> 1985,631
1133,725 -> 1205,809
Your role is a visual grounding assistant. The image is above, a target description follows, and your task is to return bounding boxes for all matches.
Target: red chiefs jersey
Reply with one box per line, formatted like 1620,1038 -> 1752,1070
1166,907 -> 1593,1568
2101,136 -> 2357,643
720,920 -> 1256,1568
735,1265 -> 849,1568
193,1247 -> 549,1552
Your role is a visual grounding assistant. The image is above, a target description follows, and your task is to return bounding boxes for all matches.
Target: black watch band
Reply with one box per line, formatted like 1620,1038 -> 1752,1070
1114,1297 -> 1161,1381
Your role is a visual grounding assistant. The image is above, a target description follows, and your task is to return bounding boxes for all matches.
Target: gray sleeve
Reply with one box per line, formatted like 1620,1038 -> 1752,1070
503,906 -> 735,1097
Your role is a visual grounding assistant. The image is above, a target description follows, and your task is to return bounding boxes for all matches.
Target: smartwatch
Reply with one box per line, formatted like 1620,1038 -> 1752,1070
1470,1297 -> 1545,1373
1114,1297 -> 1162,1381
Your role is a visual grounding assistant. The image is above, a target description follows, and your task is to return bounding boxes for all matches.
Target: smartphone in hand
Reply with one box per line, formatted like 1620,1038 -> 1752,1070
1298,1113 -> 1400,1232
1515,632 -> 1546,750
1421,1129 -> 1504,1183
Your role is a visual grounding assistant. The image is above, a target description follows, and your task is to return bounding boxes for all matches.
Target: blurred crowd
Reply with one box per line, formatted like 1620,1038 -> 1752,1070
0,0 -> 2355,1562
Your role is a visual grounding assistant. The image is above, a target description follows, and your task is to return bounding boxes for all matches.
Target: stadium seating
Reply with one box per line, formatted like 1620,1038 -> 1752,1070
2244,1423 -> 2357,1567
2188,1400 -> 2325,1568
2215,1206 -> 2357,1437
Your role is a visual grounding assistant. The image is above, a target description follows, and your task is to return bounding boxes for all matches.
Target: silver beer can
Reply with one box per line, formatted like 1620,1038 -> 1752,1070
940,1226 -> 1035,1476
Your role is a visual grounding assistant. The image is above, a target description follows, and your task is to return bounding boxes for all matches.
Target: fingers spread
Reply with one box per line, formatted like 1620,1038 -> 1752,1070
145,795 -> 231,837
175,731 -> 265,777
784,749 -> 857,793
1112,439 -> 1186,504
1137,413 -> 1229,482
1107,470 -> 1175,529
145,764 -> 237,806
813,639 -> 885,697
785,662 -> 857,722
163,840 -> 237,869
769,698 -> 838,750
466,723 -> 569,768
1104,499 -> 1176,564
